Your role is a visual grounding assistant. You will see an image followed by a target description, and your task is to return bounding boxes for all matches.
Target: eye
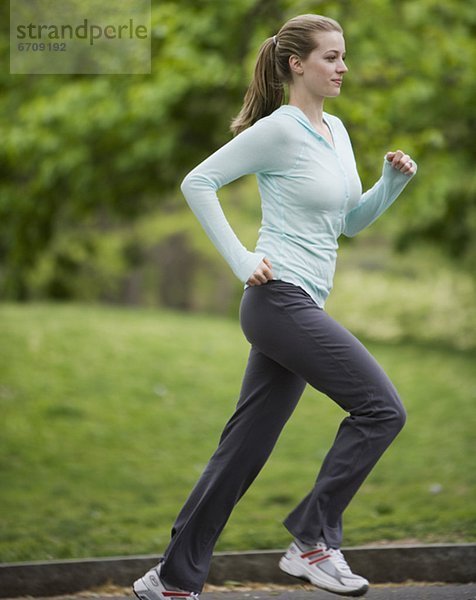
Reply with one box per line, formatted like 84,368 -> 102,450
326,55 -> 337,61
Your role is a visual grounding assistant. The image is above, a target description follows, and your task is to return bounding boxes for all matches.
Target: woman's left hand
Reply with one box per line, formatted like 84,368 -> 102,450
385,150 -> 416,176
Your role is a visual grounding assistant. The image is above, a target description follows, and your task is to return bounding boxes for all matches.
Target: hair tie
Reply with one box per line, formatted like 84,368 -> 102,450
273,35 -> 278,47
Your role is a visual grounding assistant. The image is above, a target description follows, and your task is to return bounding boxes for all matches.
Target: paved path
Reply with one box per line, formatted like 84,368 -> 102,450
9,584 -> 476,600
209,586 -> 476,599
4,546 -> 475,598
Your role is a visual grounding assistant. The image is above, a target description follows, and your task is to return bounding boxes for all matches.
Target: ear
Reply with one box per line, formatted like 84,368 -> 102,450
289,54 -> 304,75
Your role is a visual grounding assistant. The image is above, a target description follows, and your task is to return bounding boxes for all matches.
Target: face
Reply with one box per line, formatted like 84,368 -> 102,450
289,31 -> 348,99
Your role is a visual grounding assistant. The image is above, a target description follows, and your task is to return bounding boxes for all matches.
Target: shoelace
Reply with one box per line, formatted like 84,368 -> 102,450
326,547 -> 353,574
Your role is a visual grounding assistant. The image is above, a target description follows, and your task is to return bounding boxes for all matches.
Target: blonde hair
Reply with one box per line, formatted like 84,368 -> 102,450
230,14 -> 343,136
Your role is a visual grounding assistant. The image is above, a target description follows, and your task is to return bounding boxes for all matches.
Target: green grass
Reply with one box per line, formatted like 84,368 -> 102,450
0,301 -> 475,563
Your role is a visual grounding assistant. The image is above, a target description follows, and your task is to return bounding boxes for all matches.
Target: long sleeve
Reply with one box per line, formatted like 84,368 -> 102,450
343,158 -> 417,238
181,117 -> 296,282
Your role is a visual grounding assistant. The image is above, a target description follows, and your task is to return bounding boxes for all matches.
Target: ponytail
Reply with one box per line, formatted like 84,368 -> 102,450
230,14 -> 343,137
230,37 -> 284,136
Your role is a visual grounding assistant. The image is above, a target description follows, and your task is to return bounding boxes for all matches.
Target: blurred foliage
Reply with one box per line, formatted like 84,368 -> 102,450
0,0 -> 475,300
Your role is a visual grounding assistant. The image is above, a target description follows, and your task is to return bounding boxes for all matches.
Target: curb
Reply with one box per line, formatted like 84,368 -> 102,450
1,544 -> 475,598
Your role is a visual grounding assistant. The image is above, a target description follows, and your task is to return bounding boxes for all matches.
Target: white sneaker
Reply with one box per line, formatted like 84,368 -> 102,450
133,563 -> 199,600
279,541 -> 369,597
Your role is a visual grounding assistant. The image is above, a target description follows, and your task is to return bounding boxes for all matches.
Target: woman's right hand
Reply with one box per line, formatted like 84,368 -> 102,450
246,257 -> 274,286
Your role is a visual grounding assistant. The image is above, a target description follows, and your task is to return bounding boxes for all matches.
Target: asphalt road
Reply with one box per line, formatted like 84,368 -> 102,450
9,584 -> 476,600
207,586 -> 476,599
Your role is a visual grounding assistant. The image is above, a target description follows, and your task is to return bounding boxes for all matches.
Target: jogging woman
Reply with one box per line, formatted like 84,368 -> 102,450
134,13 -> 417,599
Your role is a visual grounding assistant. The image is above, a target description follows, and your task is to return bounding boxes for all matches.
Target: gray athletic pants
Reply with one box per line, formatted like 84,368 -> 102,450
160,280 -> 406,593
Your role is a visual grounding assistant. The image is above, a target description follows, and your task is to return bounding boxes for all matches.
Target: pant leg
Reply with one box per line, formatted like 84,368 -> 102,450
160,344 -> 306,592
239,281 -> 406,549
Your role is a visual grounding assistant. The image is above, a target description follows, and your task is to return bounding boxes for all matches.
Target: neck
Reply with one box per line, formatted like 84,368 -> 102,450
288,88 -> 326,127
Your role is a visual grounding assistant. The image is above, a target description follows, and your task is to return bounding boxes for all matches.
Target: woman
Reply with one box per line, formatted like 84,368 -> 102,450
134,13 -> 417,599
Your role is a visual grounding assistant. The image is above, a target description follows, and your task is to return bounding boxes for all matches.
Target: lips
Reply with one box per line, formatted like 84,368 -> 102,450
332,79 -> 343,85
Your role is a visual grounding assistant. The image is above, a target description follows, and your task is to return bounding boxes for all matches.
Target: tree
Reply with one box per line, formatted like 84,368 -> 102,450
0,0 -> 284,297
0,0 -> 474,299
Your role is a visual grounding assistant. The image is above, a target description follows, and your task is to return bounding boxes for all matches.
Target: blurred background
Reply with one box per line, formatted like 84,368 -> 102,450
1,0 -> 475,562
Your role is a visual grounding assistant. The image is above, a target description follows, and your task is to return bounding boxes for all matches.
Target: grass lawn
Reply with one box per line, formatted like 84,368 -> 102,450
0,302 -> 475,562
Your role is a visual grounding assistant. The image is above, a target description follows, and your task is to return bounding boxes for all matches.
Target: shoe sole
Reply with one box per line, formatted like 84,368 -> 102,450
279,557 -> 369,598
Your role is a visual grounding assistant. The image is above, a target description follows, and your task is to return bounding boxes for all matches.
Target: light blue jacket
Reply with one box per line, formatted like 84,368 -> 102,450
181,105 -> 417,307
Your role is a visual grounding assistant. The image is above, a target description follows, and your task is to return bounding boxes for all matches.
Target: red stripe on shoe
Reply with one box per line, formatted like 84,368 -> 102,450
301,549 -> 324,559
163,593 -> 193,598
309,554 -> 331,565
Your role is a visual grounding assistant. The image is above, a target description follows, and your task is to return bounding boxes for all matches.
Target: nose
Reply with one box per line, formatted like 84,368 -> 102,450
337,59 -> 348,73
